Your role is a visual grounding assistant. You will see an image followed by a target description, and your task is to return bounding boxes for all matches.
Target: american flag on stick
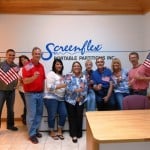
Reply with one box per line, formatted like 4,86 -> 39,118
0,68 -> 19,85
143,52 -> 150,68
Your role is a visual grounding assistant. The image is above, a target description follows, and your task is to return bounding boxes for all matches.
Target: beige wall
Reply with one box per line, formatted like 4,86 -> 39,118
0,14 -> 150,119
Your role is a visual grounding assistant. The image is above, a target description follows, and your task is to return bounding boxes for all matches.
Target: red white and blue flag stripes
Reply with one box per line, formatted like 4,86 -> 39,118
143,52 -> 150,68
0,68 -> 19,85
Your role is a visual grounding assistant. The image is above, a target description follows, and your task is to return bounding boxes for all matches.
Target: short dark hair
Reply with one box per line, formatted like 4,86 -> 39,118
129,52 -> 139,59
6,49 -> 15,54
32,47 -> 41,54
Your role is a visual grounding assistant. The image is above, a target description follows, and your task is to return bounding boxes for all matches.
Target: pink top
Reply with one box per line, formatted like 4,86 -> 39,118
128,65 -> 149,90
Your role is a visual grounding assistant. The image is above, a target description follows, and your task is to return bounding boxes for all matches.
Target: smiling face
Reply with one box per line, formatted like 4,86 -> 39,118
55,61 -> 63,73
85,60 -> 93,72
21,57 -> 29,66
129,53 -> 139,67
111,58 -> 121,72
72,61 -> 82,76
96,57 -> 105,71
32,48 -> 42,64
6,49 -> 15,64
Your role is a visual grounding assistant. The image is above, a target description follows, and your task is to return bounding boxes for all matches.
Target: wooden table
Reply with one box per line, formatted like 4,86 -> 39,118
86,110 -> 150,150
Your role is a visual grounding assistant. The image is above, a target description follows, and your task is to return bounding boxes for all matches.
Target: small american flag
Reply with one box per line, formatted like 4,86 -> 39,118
24,62 -> 34,71
0,68 -> 19,85
143,52 -> 150,68
0,69 -> 10,84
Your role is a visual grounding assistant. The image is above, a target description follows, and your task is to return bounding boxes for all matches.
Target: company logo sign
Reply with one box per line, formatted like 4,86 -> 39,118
41,39 -> 102,61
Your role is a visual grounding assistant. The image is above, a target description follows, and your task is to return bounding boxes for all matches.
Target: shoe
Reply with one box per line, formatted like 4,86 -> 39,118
51,135 -> 59,140
50,131 -> 59,140
36,132 -> 42,138
77,135 -> 82,138
29,136 -> 39,144
7,126 -> 18,131
57,134 -> 64,140
72,137 -> 78,143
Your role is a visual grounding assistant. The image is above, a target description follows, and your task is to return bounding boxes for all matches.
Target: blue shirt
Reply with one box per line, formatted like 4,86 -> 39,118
92,67 -> 112,88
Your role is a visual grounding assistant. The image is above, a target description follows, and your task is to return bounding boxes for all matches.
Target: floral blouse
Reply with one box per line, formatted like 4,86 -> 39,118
112,69 -> 129,94
65,73 -> 88,106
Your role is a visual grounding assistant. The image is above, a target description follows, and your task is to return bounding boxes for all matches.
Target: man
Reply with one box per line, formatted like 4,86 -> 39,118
0,49 -> 19,131
128,52 -> 149,95
22,47 -> 45,144
92,57 -> 116,110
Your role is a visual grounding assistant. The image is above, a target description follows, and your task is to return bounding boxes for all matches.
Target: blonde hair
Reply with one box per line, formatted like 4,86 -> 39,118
111,58 -> 122,72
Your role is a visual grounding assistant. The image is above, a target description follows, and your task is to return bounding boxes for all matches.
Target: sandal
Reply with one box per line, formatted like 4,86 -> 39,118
57,134 -> 64,140
51,135 -> 59,140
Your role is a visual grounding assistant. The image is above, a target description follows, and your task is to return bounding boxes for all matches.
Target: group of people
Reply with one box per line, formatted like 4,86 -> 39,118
0,48 -> 149,144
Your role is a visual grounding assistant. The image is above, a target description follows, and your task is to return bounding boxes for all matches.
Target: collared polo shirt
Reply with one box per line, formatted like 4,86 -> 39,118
22,61 -> 45,92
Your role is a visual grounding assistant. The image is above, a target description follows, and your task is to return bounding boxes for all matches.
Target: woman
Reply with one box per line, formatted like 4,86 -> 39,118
83,59 -> 96,111
18,55 -> 30,125
44,59 -> 67,140
111,58 -> 129,110
65,61 -> 88,143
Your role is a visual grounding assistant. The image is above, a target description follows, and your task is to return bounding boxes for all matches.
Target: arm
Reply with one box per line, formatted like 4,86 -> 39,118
23,71 -> 39,84
55,83 -> 66,89
134,65 -> 150,81
103,81 -> 113,103
47,72 -> 66,91
135,76 -> 150,81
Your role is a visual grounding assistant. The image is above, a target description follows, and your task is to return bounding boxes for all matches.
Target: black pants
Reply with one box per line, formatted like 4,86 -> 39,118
129,89 -> 147,96
65,102 -> 84,138
0,90 -> 15,128
19,91 -> 26,120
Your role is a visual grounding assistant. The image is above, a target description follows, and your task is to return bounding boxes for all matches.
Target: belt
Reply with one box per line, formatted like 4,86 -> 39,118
26,91 -> 43,93
133,89 -> 146,92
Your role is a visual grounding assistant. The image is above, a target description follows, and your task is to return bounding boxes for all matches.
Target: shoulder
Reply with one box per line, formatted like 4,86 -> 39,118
81,74 -> 86,79
47,71 -> 56,77
122,68 -> 128,74
93,69 -> 98,74
23,61 -> 34,71
0,60 -> 6,66
0,61 -> 3,67
104,67 -> 112,74
39,62 -> 44,68
82,70 -> 87,75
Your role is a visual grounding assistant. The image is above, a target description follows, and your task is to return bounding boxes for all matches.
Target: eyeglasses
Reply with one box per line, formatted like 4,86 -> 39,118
8,54 -> 15,56
96,61 -> 104,63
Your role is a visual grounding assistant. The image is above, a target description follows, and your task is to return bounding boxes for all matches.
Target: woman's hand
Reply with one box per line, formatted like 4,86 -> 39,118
75,87 -> 84,93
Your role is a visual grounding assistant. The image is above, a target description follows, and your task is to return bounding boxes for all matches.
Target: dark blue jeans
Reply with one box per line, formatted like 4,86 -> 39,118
19,91 -> 26,120
86,89 -> 96,111
115,92 -> 129,110
0,90 -> 15,128
130,89 -> 147,96
96,93 -> 116,110
44,98 -> 67,131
